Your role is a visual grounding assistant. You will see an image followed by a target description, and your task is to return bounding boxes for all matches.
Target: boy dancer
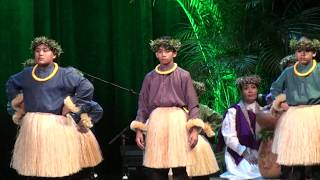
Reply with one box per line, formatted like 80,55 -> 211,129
271,37 -> 320,179
130,36 -> 204,180
7,37 -> 103,179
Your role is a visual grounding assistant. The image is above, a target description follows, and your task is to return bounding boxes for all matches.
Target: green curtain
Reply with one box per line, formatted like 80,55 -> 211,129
0,0 -> 187,178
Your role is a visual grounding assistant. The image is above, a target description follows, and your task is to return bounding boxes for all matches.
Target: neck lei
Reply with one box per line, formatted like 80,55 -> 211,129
293,59 -> 317,77
155,63 -> 177,75
32,62 -> 59,82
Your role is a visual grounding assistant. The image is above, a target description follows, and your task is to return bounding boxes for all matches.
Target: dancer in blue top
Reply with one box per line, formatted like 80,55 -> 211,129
7,37 -> 103,178
270,37 -> 320,179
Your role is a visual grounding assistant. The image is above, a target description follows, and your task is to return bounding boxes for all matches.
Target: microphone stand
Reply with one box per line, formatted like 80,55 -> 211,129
108,126 -> 130,180
80,71 -> 139,180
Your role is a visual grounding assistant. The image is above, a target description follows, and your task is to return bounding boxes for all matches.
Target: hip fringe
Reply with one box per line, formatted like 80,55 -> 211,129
187,135 -> 219,177
272,105 -> 320,165
143,107 -> 189,168
11,113 -> 81,177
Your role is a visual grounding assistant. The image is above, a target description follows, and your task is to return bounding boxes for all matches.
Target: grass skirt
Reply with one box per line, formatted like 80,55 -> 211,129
65,114 -> 103,168
272,105 -> 320,165
11,112 -> 81,177
186,135 -> 219,177
77,127 -> 103,168
143,107 -> 189,168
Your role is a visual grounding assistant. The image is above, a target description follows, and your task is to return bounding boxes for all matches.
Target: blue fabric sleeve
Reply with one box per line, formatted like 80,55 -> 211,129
63,67 -> 94,103
6,71 -> 24,101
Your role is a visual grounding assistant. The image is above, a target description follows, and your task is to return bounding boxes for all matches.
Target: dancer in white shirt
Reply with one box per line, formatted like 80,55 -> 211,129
217,75 -> 262,180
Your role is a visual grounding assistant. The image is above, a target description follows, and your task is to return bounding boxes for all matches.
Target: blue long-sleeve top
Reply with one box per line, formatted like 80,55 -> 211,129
270,62 -> 320,106
6,63 -> 103,123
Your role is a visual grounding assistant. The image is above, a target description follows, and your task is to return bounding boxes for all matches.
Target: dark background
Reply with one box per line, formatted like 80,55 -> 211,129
0,0 -> 187,179
2,0 -> 320,179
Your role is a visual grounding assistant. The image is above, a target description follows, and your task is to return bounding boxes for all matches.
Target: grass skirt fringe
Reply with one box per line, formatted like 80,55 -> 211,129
272,105 -> 320,165
143,107 -> 189,168
77,127 -> 103,168
186,135 -> 219,177
11,113 -> 81,177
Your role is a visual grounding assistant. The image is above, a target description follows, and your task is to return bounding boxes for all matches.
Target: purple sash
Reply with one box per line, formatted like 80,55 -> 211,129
216,104 -> 260,165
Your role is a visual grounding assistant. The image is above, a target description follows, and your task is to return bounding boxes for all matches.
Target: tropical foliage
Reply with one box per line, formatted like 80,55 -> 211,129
174,0 -> 239,114
168,0 -> 320,115
152,0 -> 320,173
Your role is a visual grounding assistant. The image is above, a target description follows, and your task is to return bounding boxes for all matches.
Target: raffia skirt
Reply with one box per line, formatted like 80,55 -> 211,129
65,114 -> 103,168
272,105 -> 320,165
77,124 -> 103,168
186,135 -> 219,177
143,107 -> 189,168
11,112 -> 81,177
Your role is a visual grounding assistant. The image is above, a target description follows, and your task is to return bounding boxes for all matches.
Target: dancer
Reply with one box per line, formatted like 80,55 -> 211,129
270,37 -> 320,179
7,36 -> 103,179
130,36 -> 204,180
187,81 -> 220,180
218,75 -> 262,179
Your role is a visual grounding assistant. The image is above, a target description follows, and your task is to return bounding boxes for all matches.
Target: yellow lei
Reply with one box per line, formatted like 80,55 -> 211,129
32,62 -> 59,82
155,63 -> 177,75
293,59 -> 317,77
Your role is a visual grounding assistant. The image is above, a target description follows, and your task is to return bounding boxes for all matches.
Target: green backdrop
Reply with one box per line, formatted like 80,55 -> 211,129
0,0 -> 187,178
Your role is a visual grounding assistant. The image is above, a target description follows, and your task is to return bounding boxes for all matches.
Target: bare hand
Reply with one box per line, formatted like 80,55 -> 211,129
243,148 -> 258,165
20,102 -> 25,111
280,102 -> 289,111
62,105 -> 71,116
77,121 -> 89,133
135,130 -> 145,150
188,127 -> 199,149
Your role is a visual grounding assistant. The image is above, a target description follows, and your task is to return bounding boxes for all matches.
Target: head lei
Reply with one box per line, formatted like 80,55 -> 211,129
22,58 -> 36,68
235,75 -> 261,89
30,36 -> 63,58
192,80 -> 206,96
149,36 -> 181,52
279,54 -> 297,70
289,37 -> 320,52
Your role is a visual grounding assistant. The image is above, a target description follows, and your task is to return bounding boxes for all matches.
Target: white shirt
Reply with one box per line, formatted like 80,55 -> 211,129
220,102 -> 262,180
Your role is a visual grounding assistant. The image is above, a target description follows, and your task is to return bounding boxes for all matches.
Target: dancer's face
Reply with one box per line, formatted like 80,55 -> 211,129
155,47 -> 177,65
241,84 -> 258,104
34,44 -> 56,67
295,50 -> 315,65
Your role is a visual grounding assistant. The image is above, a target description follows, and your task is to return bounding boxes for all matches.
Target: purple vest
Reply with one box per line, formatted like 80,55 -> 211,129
216,104 -> 260,165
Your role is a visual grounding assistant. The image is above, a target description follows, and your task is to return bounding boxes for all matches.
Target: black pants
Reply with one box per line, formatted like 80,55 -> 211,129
18,168 -> 96,180
281,165 -> 320,180
190,175 -> 210,180
145,167 -> 189,180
